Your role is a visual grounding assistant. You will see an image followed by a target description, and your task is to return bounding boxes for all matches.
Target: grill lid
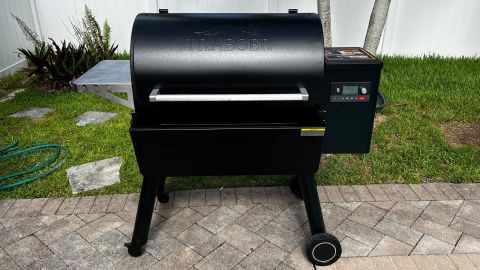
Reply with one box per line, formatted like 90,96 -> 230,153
131,13 -> 325,108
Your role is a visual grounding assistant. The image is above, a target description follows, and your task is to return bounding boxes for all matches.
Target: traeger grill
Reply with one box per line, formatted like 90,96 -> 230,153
75,11 -> 382,266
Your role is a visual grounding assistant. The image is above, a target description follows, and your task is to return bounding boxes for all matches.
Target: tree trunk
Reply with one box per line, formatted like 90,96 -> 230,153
317,0 -> 332,47
363,0 -> 391,55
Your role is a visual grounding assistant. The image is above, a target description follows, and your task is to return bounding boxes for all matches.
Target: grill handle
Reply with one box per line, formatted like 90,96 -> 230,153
149,87 -> 309,102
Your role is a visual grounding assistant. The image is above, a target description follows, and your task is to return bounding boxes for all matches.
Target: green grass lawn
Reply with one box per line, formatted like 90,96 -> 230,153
0,72 -> 27,97
0,56 -> 479,199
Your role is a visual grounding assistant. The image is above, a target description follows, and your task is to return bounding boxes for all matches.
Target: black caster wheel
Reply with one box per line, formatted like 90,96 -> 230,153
306,233 -> 342,266
290,176 -> 303,199
157,193 -> 169,203
124,242 -> 143,257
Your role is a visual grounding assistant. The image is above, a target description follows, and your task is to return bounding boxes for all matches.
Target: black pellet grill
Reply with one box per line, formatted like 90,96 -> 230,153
125,12 -> 382,266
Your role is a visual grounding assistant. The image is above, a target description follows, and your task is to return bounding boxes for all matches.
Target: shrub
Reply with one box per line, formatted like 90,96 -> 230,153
114,51 -> 130,60
17,42 -> 50,79
12,5 -> 117,90
48,40 -> 95,84
71,6 -> 118,63
11,15 -> 43,48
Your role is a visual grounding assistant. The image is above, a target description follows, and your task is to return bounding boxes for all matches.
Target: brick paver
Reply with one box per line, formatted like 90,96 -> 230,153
205,189 -> 220,206
316,186 -> 329,203
369,235 -> 413,256
324,186 -> 345,203
26,198 -> 48,216
73,196 -> 95,214
381,184 -> 404,201
6,235 -> 52,267
2,183 -> 480,269
0,199 -> 15,218
352,185 -> 375,202
409,184 -> 435,201
4,199 -> 31,218
366,185 -> 390,201
385,201 -> 424,227
56,197 -> 80,215
265,186 -> 284,204
189,189 -> 206,207
90,195 -> 111,213
424,183 -> 450,200
48,232 -> 96,266
107,194 -> 128,212
412,235 -> 454,255
236,187 -> 253,205
338,185 -> 359,202
221,188 -> 237,205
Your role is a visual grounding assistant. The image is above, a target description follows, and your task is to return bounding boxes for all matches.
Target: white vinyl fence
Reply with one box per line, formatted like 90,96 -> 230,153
1,0 -> 480,76
0,0 -> 35,76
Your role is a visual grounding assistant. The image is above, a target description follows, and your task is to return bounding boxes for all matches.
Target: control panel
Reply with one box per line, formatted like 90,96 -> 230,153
330,82 -> 371,103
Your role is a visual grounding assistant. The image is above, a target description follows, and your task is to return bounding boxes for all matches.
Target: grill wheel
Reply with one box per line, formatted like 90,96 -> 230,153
157,193 -> 169,203
306,233 -> 342,266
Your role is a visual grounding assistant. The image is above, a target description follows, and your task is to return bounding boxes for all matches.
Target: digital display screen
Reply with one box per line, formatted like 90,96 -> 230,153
343,86 -> 358,95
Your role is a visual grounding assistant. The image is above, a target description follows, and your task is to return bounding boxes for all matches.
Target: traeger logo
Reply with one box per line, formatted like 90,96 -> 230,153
186,25 -> 272,51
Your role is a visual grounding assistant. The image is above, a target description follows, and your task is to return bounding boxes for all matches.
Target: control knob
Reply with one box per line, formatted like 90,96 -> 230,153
360,87 -> 368,95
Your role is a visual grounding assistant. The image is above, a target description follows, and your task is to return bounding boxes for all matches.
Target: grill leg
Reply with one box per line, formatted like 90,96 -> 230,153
125,176 -> 159,257
156,176 -> 169,203
298,174 -> 342,266
298,174 -> 325,234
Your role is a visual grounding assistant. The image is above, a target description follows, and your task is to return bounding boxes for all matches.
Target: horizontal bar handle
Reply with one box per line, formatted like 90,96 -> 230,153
149,87 -> 308,102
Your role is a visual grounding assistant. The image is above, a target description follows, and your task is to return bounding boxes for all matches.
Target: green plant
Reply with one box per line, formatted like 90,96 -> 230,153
17,42 -> 51,78
114,51 -> 130,60
71,6 -> 118,63
17,39 -> 96,88
13,6 -> 117,89
11,14 -> 43,47
0,71 -> 28,97
46,39 -> 95,87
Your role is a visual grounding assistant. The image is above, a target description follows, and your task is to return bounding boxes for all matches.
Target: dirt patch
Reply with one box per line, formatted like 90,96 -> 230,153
439,121 -> 480,148
31,115 -> 52,124
374,114 -> 387,129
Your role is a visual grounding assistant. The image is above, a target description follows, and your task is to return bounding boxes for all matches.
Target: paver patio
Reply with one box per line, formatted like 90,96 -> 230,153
1,183 -> 480,269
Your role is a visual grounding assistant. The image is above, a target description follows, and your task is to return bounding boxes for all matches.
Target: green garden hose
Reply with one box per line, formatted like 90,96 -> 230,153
0,138 -> 68,190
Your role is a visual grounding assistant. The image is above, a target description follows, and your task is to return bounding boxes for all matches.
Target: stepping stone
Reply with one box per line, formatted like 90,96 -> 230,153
76,111 -> 117,126
66,157 -> 123,194
9,107 -> 54,119
0,88 -> 25,103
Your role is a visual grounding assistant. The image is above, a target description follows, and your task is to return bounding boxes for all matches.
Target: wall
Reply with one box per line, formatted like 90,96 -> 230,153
0,0 -> 35,76
32,0 -> 152,53
381,0 -> 480,56
2,0 -> 480,75
155,0 -> 480,57
156,0 -> 316,13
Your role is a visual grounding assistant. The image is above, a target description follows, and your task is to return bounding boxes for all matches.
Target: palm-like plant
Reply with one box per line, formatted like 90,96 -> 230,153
17,42 -> 51,77
12,5 -> 117,89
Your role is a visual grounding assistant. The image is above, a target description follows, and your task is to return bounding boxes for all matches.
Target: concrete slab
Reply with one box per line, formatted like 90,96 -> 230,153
9,107 -> 53,119
66,157 -> 123,194
76,111 -> 117,126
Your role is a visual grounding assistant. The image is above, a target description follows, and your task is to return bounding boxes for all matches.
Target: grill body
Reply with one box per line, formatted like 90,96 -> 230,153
126,12 -> 383,266
130,12 -> 328,177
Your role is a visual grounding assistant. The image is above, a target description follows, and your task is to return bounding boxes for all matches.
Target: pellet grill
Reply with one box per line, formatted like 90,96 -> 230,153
74,11 -> 382,266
